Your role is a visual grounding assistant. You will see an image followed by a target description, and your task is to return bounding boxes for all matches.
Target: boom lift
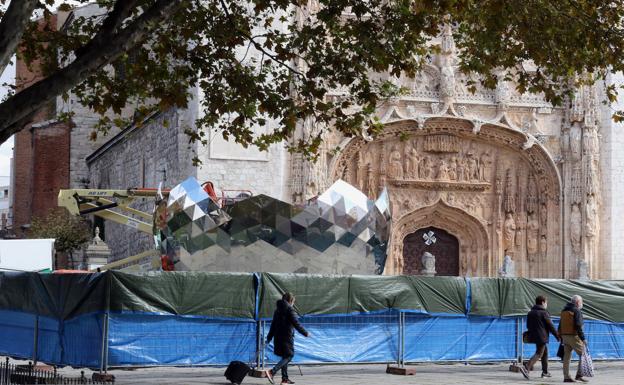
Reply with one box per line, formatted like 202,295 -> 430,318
57,183 -> 251,271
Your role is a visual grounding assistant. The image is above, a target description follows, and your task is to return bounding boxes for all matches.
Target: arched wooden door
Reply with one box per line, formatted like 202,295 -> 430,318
402,227 -> 459,276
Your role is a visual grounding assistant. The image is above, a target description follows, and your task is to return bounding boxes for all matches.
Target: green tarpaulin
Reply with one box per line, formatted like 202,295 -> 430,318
0,272 -> 107,319
469,278 -> 624,322
259,273 -> 466,318
0,271 -> 256,320
109,271 -> 256,318
2,271 -> 624,322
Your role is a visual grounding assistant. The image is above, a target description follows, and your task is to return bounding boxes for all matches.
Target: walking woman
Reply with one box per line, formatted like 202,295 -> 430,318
266,292 -> 310,385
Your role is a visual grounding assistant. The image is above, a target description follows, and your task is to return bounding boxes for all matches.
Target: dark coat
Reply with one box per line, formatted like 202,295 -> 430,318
559,301 -> 586,341
267,299 -> 309,357
527,304 -> 558,345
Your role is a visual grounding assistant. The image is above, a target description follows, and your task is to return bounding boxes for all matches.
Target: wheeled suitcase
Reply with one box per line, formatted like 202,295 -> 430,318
224,361 -> 251,384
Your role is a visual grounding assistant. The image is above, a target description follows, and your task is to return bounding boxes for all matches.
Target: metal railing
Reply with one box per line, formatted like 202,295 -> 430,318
0,358 -> 112,384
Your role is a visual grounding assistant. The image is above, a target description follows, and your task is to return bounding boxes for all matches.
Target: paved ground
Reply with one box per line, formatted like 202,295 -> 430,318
51,361 -> 624,384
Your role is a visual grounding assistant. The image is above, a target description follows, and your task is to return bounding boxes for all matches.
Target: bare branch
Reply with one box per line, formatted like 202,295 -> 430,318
0,0 -> 38,73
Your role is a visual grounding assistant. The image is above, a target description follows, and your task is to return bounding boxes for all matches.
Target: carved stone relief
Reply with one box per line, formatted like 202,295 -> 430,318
326,118 -> 561,278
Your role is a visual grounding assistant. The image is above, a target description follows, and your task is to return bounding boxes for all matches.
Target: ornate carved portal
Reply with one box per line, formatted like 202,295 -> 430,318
329,118 -> 562,278
403,227 -> 459,276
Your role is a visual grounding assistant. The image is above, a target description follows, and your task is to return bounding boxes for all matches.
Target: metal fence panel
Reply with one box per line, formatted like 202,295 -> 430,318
0,310 -> 34,360
107,313 -> 256,366
262,312 -> 400,364
403,315 -> 517,362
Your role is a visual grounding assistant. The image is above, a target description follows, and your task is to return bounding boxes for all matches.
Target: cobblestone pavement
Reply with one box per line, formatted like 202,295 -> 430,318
51,361 -> 624,384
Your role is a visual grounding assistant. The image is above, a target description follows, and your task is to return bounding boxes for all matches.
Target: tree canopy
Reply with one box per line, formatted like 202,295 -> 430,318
0,0 -> 623,157
29,207 -> 92,268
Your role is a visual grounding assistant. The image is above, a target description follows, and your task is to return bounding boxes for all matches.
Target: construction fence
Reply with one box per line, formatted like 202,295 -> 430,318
1,271 -> 624,370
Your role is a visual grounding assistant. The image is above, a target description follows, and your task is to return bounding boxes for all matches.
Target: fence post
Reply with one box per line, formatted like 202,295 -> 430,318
99,312 -> 109,374
396,311 -> 403,367
32,315 -> 39,366
261,320 -> 266,369
255,319 -> 262,368
516,317 -> 522,363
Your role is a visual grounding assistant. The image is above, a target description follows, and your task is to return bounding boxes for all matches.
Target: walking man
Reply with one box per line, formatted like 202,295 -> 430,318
266,292 -> 310,385
519,295 -> 559,380
560,295 -> 589,383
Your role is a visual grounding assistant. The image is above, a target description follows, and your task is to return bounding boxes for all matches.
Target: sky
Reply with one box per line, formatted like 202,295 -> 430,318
0,61 -> 14,186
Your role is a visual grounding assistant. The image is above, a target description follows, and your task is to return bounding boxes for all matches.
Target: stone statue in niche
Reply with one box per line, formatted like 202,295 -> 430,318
498,255 -> 516,278
583,124 -> 599,156
539,201 -> 548,226
578,259 -> 589,280
438,158 -> 450,180
585,195 -> 597,237
540,235 -> 548,259
585,194 -> 598,267
479,151 -> 492,181
468,155 -> 478,181
421,251 -> 437,276
455,157 -> 464,181
570,203 -> 582,256
569,125 -> 582,160
570,86 -> 584,123
419,155 -> 432,179
366,164 -> 376,199
388,146 -> 403,179
439,55 -> 456,101
503,212 -> 516,253
449,156 -> 458,181
527,213 -> 539,256
405,142 -> 419,178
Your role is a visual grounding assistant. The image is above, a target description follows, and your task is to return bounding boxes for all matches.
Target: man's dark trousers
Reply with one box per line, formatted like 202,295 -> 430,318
526,343 -> 549,373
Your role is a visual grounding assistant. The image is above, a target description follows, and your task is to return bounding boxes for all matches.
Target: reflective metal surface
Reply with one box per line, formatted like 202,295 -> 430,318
155,177 -> 391,274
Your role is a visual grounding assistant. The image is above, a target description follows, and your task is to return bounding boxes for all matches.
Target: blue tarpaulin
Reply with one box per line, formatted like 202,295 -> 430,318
2,272 -> 624,368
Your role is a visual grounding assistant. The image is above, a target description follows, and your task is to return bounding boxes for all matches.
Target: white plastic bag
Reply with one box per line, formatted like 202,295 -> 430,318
579,346 -> 595,378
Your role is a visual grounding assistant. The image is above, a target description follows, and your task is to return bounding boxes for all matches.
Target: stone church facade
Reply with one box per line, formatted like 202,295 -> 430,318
279,26 -> 620,279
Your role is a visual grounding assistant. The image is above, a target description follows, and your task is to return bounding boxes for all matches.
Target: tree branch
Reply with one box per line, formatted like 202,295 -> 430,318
74,0 -> 140,57
0,0 -> 39,74
0,0 -> 185,143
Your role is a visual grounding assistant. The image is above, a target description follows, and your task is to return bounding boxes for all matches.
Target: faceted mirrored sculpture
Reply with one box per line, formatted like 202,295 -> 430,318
155,177 -> 391,274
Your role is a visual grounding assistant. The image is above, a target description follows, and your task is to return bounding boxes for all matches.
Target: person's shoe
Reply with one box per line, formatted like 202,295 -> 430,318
281,379 -> 295,385
265,369 -> 275,384
575,376 -> 589,383
564,379 -> 577,383
518,365 -> 530,380
541,372 -> 552,378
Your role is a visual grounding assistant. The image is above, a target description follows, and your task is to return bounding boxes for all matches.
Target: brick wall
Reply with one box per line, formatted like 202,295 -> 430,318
11,15 -> 73,236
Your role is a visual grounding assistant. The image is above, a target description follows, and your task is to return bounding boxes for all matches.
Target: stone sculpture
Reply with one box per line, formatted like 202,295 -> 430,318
421,251 -> 437,276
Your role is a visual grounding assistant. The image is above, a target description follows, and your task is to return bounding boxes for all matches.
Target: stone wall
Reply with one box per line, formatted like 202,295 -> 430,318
600,73 -> 624,279
196,144 -> 288,201
87,108 -> 196,261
